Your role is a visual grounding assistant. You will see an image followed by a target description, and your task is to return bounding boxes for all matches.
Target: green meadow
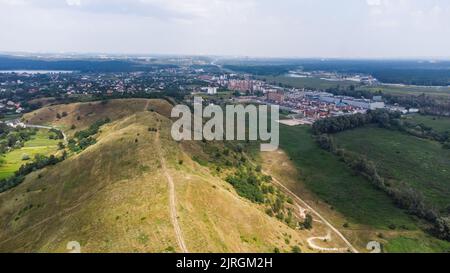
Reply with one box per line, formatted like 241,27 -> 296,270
279,124 -> 450,252
0,130 -> 59,180
279,125 -> 417,229
334,126 -> 450,211
404,114 -> 450,133
385,235 -> 450,253
260,75 -> 358,90
359,85 -> 450,98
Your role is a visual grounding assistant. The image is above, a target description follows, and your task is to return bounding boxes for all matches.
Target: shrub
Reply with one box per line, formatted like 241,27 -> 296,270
291,246 -> 301,253
303,214 -> 313,230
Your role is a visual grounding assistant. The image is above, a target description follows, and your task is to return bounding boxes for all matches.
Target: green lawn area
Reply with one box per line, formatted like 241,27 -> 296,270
0,114 -> 22,121
0,130 -> 59,180
385,235 -> 450,253
359,85 -> 450,98
404,114 -> 450,133
279,125 -> 417,229
334,126 -> 450,211
260,75 -> 358,90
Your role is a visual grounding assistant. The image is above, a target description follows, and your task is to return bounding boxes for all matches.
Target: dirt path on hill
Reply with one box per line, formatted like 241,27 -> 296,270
245,154 -> 358,253
269,171 -> 358,253
144,100 -> 151,111
154,125 -> 188,253
306,231 -> 349,252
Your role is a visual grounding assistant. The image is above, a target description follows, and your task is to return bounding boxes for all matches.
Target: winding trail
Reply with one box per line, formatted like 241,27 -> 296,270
246,154 -> 358,253
269,172 -> 358,253
154,123 -> 188,253
146,100 -> 187,252
306,231 -> 348,252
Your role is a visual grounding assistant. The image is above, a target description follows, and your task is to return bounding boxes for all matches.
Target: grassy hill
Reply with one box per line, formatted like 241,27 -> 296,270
0,99 -> 325,253
22,99 -> 172,136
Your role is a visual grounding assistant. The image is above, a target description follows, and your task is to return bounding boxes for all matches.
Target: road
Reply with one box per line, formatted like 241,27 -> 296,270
24,124 -> 68,143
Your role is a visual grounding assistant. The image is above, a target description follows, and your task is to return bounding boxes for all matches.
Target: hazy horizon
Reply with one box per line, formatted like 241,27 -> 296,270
1,0 -> 450,59
2,51 -> 450,61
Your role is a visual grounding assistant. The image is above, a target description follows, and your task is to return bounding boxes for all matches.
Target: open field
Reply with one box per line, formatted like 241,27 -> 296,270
359,85 -> 450,98
385,235 -> 450,253
259,75 -> 359,90
260,148 -> 450,253
0,114 -> 22,122
334,126 -> 450,212
278,125 -> 416,229
271,124 -> 450,252
0,130 -> 59,180
404,114 -> 450,133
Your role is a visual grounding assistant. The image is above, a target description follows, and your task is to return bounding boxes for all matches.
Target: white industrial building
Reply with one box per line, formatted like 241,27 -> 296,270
201,87 -> 218,95
318,94 -> 385,110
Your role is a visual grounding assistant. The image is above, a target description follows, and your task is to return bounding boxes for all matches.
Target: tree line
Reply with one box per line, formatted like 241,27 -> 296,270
314,125 -> 450,241
0,152 -> 67,193
0,125 -> 38,154
68,118 -> 110,153
313,109 -> 450,149
312,109 -> 401,135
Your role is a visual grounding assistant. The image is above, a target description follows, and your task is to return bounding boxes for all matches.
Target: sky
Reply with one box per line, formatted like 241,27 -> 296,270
1,0 -> 450,58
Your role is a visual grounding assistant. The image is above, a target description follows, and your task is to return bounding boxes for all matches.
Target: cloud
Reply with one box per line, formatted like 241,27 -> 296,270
66,0 -> 81,6
1,0 -> 450,57
0,0 -> 256,21
366,0 -> 381,6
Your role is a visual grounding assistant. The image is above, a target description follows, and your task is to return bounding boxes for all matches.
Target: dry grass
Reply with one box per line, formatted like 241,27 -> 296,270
1,100 -> 349,253
22,98 -> 172,136
0,112 -> 177,252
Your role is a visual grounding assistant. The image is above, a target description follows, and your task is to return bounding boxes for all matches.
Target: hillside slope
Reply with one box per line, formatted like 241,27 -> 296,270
0,100 -> 330,253
22,98 -> 172,136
